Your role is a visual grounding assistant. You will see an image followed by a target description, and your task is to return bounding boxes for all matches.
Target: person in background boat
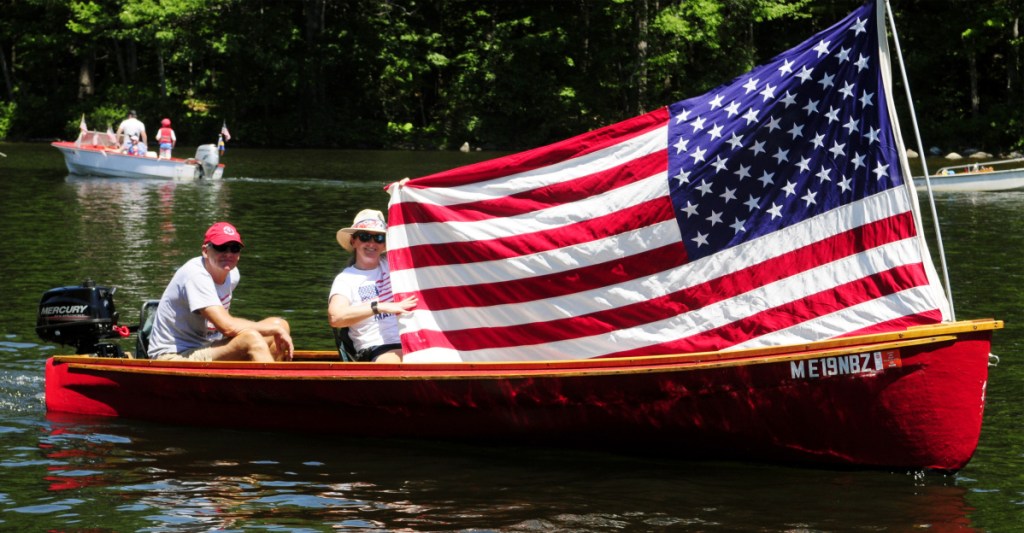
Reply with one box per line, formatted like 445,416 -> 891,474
328,209 -> 417,363
115,109 -> 147,151
122,134 -> 144,156
157,118 -> 176,159
147,222 -> 294,362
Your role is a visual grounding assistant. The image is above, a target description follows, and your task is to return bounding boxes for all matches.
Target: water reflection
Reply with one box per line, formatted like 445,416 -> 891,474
67,176 -> 229,287
25,413 -> 983,532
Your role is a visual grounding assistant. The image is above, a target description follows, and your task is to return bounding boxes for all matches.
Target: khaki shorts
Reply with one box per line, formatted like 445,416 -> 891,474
155,345 -> 215,362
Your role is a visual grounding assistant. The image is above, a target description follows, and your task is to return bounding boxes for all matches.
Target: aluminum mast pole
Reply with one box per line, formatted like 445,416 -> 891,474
883,0 -> 955,320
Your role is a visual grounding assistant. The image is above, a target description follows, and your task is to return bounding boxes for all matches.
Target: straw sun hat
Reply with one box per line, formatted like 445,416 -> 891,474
336,209 -> 387,252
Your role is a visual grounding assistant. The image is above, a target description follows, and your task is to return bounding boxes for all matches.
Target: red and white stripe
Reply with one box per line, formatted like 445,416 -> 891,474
386,110 -> 947,362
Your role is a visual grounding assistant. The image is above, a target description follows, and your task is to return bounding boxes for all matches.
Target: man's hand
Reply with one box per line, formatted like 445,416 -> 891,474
275,328 -> 294,361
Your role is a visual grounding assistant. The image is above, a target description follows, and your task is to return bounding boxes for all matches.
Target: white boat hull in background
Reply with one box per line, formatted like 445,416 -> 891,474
52,141 -> 224,181
914,158 -> 1024,192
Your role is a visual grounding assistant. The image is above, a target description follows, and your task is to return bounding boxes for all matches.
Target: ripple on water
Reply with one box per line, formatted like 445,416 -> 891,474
0,341 -> 39,352
8,499 -> 83,515
255,493 -> 357,509
42,430 -> 133,446
0,372 -> 45,414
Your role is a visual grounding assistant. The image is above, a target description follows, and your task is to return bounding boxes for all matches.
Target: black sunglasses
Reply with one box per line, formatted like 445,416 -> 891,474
354,232 -> 386,243
209,242 -> 243,253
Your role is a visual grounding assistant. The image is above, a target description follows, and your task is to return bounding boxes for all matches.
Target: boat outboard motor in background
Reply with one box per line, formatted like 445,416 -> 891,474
36,279 -> 133,357
194,144 -> 220,179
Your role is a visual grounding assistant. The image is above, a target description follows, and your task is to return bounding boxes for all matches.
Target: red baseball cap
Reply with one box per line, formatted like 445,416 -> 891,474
204,222 -> 244,246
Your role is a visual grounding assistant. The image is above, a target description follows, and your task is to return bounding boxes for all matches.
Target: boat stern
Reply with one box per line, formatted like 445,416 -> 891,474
195,144 -> 222,179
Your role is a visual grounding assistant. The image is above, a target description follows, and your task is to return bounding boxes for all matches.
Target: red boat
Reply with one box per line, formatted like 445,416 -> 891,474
44,319 -> 1000,472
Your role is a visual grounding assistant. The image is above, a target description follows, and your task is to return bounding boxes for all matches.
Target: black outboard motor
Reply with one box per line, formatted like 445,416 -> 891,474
36,279 -> 130,357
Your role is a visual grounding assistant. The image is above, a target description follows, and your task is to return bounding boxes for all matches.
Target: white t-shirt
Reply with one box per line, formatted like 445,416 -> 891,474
329,258 -> 399,352
118,117 -> 146,140
148,256 -> 239,356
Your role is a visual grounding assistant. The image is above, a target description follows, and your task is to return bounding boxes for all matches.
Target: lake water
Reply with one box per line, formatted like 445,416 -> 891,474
1,142 -> 1021,531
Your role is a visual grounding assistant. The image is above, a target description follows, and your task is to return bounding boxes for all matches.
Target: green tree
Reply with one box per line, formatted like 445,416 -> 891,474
0,0 -> 1022,152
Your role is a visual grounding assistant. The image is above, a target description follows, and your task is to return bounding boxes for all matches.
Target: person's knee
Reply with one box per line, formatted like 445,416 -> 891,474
235,328 -> 265,349
262,317 -> 290,334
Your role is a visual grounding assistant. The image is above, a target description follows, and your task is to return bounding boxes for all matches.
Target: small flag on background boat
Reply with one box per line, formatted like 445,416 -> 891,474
218,122 -> 230,155
387,0 -> 950,362
76,114 -> 87,147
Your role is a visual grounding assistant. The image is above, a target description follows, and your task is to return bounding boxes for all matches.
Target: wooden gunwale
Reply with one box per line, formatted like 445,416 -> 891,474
52,319 -> 1000,381
60,334 -> 957,382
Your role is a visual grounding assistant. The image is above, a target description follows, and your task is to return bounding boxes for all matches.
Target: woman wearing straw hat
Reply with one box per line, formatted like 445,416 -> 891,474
328,209 -> 417,362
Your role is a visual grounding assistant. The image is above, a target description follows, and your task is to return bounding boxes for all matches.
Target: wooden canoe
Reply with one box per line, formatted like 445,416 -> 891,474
45,319 -> 1001,472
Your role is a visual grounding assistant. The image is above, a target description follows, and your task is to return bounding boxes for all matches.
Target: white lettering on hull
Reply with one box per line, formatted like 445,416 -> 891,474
790,350 -> 901,380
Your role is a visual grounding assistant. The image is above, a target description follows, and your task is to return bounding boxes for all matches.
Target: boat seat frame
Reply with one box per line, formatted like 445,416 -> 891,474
333,328 -> 358,362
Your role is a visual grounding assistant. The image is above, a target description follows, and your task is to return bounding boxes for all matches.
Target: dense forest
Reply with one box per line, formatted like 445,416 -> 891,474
1,0 -> 1021,154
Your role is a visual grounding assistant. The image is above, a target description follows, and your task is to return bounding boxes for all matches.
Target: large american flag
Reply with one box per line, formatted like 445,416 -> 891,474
386,0 -> 950,362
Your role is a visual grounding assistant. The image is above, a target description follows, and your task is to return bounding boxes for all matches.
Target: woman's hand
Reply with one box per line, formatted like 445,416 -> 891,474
384,295 -> 418,315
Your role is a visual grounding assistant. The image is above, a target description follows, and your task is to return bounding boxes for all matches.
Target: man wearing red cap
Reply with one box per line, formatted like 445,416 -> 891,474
147,222 -> 294,362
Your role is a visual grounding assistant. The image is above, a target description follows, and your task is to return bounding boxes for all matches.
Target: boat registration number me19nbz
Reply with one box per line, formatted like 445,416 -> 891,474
790,350 -> 901,380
